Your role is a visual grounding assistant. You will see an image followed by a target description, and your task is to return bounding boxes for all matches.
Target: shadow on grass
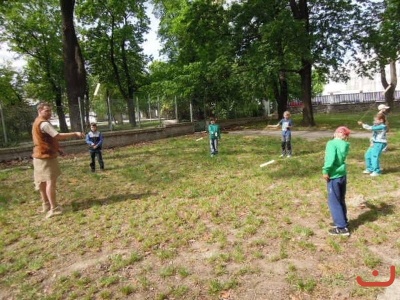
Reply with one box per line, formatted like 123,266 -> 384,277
382,166 -> 400,174
70,192 -> 157,211
349,201 -> 395,232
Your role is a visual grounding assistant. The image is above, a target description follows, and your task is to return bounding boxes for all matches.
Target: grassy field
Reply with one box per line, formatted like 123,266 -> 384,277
1,112 -> 400,299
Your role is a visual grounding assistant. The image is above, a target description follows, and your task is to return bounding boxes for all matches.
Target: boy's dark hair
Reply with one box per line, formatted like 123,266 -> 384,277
209,117 -> 216,121
90,123 -> 97,126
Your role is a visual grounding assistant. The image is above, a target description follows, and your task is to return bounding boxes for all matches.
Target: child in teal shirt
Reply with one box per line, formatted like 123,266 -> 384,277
322,126 -> 351,236
208,117 -> 221,156
358,113 -> 387,176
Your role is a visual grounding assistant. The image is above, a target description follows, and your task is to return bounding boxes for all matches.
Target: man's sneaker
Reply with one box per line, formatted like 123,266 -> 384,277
287,155 -> 292,158
279,154 -> 285,158
46,206 -> 63,219
328,227 -> 350,236
363,170 -> 371,174
370,172 -> 380,177
41,202 -> 50,213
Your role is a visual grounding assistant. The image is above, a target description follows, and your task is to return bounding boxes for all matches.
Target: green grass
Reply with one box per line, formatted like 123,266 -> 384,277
1,112 -> 400,299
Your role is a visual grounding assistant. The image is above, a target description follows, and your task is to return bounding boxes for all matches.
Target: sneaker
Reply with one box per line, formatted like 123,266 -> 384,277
328,227 -> 350,236
363,170 -> 371,174
370,172 -> 380,177
279,154 -> 284,158
46,206 -> 63,219
41,202 -> 50,213
287,155 -> 292,158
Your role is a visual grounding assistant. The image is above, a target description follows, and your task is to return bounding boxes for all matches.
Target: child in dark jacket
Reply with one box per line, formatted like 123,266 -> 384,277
86,123 -> 104,172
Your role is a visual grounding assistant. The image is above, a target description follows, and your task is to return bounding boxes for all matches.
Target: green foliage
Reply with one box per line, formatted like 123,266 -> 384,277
0,66 -> 34,146
77,0 -> 150,125
0,0 -> 69,132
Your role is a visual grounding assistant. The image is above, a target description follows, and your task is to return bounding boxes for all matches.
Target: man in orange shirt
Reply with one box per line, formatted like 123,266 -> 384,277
32,103 -> 84,218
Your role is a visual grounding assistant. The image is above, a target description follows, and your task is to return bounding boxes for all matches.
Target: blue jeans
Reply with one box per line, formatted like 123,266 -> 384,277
90,150 -> 104,170
210,139 -> 218,154
365,142 -> 386,173
327,176 -> 348,228
281,131 -> 292,155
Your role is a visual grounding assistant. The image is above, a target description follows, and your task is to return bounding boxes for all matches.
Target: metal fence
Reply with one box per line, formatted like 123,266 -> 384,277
312,90 -> 400,105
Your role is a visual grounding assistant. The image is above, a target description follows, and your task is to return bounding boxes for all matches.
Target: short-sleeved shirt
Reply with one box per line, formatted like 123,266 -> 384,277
40,122 -> 59,137
278,119 -> 293,131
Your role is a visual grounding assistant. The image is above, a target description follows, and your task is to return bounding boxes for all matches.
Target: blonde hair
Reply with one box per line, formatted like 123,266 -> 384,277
283,111 -> 291,117
376,113 -> 386,123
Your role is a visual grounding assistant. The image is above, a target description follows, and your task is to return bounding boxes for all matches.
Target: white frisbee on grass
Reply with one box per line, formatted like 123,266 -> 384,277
260,160 -> 275,167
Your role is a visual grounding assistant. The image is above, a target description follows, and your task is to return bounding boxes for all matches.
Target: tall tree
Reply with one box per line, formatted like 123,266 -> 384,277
78,0 -> 150,126
154,0 -> 250,119
0,0 -> 69,132
60,0 -> 87,131
352,0 -> 400,109
289,0 -> 314,125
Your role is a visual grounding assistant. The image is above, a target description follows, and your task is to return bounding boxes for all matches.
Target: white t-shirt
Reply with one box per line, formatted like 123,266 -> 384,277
40,121 -> 59,138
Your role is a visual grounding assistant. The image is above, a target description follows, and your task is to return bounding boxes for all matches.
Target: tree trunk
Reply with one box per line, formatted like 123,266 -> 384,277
381,61 -> 397,111
300,60 -> 315,126
277,71 -> 288,119
290,0 -> 315,126
60,0 -> 87,132
54,91 -> 69,132
121,38 -> 136,126
84,91 -> 90,127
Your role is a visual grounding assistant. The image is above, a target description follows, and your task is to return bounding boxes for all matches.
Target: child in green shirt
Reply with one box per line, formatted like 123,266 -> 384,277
322,126 -> 351,236
208,117 -> 221,157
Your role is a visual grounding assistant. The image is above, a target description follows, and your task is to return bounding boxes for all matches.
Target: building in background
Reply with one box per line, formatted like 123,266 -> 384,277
323,62 -> 400,95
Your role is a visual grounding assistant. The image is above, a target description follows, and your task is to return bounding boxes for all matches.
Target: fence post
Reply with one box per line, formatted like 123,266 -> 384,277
107,95 -> 113,131
190,101 -> 193,123
0,102 -> 7,145
78,97 -> 84,132
158,96 -> 161,127
148,94 -> 151,119
136,96 -> 141,128
174,95 -> 178,121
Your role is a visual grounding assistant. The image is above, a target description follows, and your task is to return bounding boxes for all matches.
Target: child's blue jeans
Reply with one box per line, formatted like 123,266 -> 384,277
281,131 -> 292,155
327,176 -> 348,228
210,138 -> 218,154
365,142 -> 386,173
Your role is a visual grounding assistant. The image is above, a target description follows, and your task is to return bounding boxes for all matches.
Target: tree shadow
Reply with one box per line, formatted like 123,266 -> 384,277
69,192 -> 157,211
349,201 -> 395,232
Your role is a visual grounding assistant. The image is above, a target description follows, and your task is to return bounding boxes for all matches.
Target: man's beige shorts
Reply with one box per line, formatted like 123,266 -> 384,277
33,158 -> 61,190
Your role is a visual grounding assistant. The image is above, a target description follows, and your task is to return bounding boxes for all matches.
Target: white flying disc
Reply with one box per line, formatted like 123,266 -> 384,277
260,160 -> 275,167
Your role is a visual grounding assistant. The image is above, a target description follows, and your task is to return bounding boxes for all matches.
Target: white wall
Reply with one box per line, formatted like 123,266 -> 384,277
323,62 -> 400,95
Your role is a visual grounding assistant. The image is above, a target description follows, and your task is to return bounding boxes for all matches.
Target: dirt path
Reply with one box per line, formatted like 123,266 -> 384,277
229,129 -> 372,141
